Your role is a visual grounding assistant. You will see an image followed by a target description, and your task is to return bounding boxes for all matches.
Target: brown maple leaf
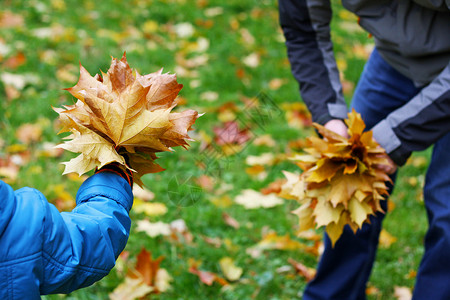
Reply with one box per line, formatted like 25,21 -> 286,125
282,110 -> 392,246
128,248 -> 164,288
54,53 -> 200,186
213,121 -> 251,146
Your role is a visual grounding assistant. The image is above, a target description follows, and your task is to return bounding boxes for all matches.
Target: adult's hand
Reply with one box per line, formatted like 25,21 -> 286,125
324,119 -> 349,138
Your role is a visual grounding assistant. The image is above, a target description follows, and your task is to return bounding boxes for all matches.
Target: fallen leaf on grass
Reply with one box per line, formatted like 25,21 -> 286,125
131,248 -> 165,286
352,43 -> 373,60
0,11 -> 24,28
287,258 -> 316,282
268,78 -> 287,90
204,7 -> 224,17
202,235 -> 222,248
223,212 -> 240,229
245,153 -> 275,166
133,184 -> 155,201
246,232 -> 306,258
16,123 -> 43,144
0,157 -> 20,183
200,91 -> 219,102
365,286 -> 380,296
379,229 -> 397,248
133,199 -> 167,217
296,230 -> 322,242
243,52 -> 260,68
49,184 -> 76,212
188,260 -> 228,286
235,189 -> 283,209
260,178 -> 287,195
37,142 -> 65,158
219,257 -> 243,281
245,165 -> 265,176
169,219 -> 194,244
109,277 -> 154,300
136,220 -> 171,237
405,270 -> 417,280
281,102 -> 312,128
3,51 -> 26,69
189,267 -> 218,286
56,64 -> 78,83
196,174 -> 215,192
253,134 -> 276,147
110,248 -> 171,299
408,156 -> 428,168
210,195 -> 234,208
223,238 -> 240,252
216,102 -> 238,122
213,121 -> 251,151
394,286 -> 412,300
154,268 -> 172,292
1,72 -> 40,90
4,85 -> 20,101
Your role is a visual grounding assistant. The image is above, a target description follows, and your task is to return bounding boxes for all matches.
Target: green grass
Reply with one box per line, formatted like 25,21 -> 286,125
0,0 -> 430,299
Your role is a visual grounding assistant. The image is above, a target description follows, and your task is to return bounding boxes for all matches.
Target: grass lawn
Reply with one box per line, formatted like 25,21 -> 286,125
1,0 -> 430,299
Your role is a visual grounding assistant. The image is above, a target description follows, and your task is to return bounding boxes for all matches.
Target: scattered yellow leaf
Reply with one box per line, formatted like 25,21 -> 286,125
109,277 -> 154,300
234,189 -> 284,209
136,220 -> 171,237
394,286 -> 412,300
219,257 -> 243,281
246,232 -> 306,258
133,199 -> 168,217
379,229 -> 397,248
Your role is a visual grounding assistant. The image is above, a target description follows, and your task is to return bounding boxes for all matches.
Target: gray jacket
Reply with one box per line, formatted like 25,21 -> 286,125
279,0 -> 450,165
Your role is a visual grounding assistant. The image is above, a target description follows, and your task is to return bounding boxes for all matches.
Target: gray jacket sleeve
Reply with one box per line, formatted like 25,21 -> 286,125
373,62 -> 450,165
278,0 -> 348,125
279,0 -> 450,165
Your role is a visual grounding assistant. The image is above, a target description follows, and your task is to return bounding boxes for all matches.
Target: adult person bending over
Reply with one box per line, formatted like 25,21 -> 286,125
278,1 -> 450,299
0,163 -> 133,298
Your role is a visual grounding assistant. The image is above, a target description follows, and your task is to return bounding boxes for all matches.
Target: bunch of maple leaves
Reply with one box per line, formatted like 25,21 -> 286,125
281,110 -> 392,246
54,53 -> 199,186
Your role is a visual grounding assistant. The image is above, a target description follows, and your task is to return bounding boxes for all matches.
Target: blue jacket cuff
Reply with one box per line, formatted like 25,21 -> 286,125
76,172 -> 133,212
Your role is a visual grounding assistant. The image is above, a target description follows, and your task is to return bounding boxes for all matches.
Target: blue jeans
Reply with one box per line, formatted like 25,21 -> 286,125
303,49 -> 450,300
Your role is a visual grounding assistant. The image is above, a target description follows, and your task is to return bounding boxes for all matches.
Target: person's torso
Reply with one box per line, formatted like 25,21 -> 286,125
342,0 -> 450,85
0,184 -> 44,299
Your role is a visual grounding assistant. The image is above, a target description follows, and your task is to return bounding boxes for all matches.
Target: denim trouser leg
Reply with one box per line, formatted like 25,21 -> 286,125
412,132 -> 450,300
303,48 -> 421,300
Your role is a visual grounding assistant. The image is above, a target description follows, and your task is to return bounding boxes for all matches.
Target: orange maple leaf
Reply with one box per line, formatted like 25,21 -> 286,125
54,53 -> 200,186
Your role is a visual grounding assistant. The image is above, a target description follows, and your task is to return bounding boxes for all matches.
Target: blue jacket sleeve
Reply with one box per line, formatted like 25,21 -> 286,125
40,172 -> 133,294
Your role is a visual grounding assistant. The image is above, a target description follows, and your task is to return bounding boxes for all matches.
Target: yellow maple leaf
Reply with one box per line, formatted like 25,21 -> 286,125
219,257 -> 243,282
282,110 -> 393,246
55,53 -> 200,185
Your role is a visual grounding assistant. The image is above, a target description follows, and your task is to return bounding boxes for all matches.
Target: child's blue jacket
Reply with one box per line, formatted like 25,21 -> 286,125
0,172 -> 133,299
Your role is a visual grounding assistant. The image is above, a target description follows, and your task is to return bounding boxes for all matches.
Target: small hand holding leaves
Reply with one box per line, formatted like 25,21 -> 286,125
55,53 -> 200,186
282,110 -> 393,246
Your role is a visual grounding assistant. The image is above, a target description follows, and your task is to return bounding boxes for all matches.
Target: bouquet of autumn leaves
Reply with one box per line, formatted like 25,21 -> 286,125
281,110 -> 392,246
54,54 -> 199,186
